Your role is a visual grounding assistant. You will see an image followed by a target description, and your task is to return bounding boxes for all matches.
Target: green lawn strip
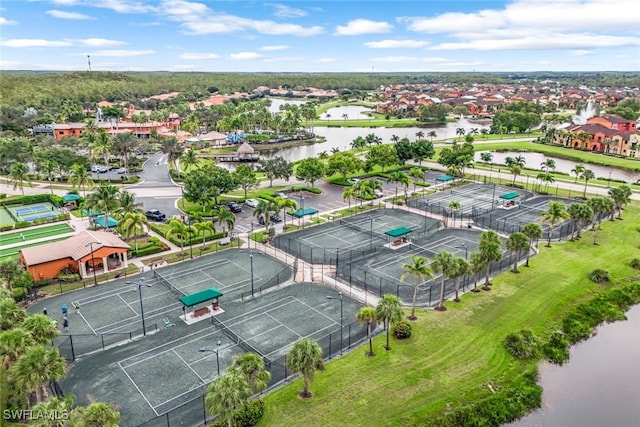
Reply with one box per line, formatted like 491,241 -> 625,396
142,239 -> 241,265
37,264 -> 140,296
0,237 -> 69,261
258,204 -> 640,427
462,141 -> 640,171
1,223 -> 73,245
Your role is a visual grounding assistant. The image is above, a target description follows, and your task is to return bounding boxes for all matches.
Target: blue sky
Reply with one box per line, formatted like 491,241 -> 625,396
1,0 -> 638,72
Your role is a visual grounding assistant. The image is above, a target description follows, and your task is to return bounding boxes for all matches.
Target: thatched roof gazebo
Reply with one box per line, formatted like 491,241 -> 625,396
236,141 -> 257,160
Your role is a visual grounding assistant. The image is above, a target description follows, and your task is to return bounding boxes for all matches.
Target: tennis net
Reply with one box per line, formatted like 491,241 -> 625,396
154,270 -> 186,298
339,216 -> 388,241
210,315 -> 271,367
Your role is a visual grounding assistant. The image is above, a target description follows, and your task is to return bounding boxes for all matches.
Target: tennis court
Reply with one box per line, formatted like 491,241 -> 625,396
273,208 -> 443,264
336,228 -> 513,306
7,202 -> 62,223
0,223 -> 74,246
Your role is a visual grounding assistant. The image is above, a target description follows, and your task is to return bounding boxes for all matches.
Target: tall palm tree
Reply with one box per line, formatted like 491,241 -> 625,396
375,294 -> 403,351
119,212 -> 148,251
31,396 -> 75,427
388,171 -> 409,204
69,163 -> 94,196
400,255 -> 433,320
448,200 -> 461,227
451,257 -> 470,302
181,149 -> 200,173
277,197 -> 298,228
505,232 -> 529,273
90,129 -> 112,167
204,371 -> 250,427
479,230 -> 502,290
69,401 -> 120,427
480,152 -> 493,169
9,162 -> 30,195
215,206 -> 236,238
430,251 -> 456,311
468,252 -> 486,292
111,131 -> 137,177
231,352 -> 271,394
21,314 -> 59,344
539,200 -> 569,247
286,338 -> 324,398
194,220 -> 215,247
165,219 -> 190,255
342,187 -> 356,211
571,164 -> 585,183
356,307 -> 377,357
117,190 -> 144,215
84,183 -> 120,230
0,328 -> 34,365
427,131 -> 437,141
580,169 -> 595,198
608,185 -> 632,220
541,159 -> 556,172
11,347 -> 65,406
521,222 -> 542,266
409,168 -> 423,194
253,200 -> 276,234
586,197 -> 607,230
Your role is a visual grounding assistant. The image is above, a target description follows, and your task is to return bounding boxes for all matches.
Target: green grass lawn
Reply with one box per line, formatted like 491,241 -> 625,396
0,223 -> 73,246
0,237 -> 69,262
258,204 -> 640,427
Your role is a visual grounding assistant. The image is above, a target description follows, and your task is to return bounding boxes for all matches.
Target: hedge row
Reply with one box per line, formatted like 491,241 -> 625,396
148,223 -> 226,247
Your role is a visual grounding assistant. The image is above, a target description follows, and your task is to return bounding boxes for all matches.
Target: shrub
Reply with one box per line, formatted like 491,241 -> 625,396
0,224 -> 14,232
211,399 -> 265,427
542,331 -> 570,364
392,321 -> 412,339
630,258 -> 640,270
57,273 -> 80,282
503,330 -> 540,360
588,269 -> 610,283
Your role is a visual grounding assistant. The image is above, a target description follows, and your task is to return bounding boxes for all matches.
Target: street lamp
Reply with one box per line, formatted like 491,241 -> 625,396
249,250 -> 255,298
136,278 -> 153,336
84,240 -> 102,287
326,292 -> 343,355
492,184 -> 497,211
199,340 -> 222,376
368,216 -> 376,251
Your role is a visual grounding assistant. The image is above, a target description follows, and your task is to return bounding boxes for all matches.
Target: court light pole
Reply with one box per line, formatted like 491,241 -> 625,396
326,292 -> 343,355
84,240 -> 102,287
199,340 -> 222,376
249,250 -> 255,298
136,278 -> 153,336
492,184 -> 497,211
368,216 -> 374,251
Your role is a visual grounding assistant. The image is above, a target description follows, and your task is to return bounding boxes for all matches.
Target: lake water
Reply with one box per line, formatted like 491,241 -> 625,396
476,151 -> 640,184
509,305 -> 640,427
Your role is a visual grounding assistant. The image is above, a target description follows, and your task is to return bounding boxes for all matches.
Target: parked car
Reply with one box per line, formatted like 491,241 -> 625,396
145,209 -> 166,221
97,166 -> 109,173
373,189 -> 384,198
274,191 -> 288,199
245,199 -> 259,208
224,201 -> 242,213
90,165 -> 100,172
347,178 -> 360,184
270,215 -> 282,223
116,167 -> 127,174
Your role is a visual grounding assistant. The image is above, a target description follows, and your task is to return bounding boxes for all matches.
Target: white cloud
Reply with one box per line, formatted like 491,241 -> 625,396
271,3 -> 307,18
52,0 -> 79,5
171,64 -> 202,70
179,53 -> 220,60
95,0 -> 155,14
372,56 -> 450,63
260,45 -> 288,51
229,52 -> 265,60
315,58 -> 335,63
0,60 -> 24,69
0,16 -> 17,25
364,39 -> 429,49
46,10 -> 94,20
334,19 -> 392,36
84,49 -> 155,57
0,39 -> 73,48
571,49 -> 593,56
78,38 -> 127,47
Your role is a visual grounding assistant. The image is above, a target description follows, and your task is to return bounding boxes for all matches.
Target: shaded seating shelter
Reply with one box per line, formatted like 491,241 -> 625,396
291,207 -> 318,218
385,226 -> 412,246
94,216 -> 118,228
62,193 -> 81,202
498,192 -> 521,207
179,288 -> 224,320
436,175 -> 456,189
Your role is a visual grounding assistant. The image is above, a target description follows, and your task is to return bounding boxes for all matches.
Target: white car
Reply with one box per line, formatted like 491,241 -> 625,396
274,192 -> 288,199
374,189 -> 384,198
245,199 -> 259,208
347,178 -> 360,184
116,167 -> 127,174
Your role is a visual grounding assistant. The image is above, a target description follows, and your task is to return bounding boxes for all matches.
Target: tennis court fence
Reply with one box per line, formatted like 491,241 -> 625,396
55,323 -> 158,362
135,320 -> 376,427
154,270 -> 187,298
210,315 -> 272,367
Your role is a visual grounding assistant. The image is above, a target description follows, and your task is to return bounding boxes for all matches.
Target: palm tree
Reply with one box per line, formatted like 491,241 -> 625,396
539,201 -> 569,247
415,131 -> 424,140
541,159 -> 556,172
430,251 -> 456,311
21,314 -> 59,344
451,257 -> 470,302
111,131 -> 137,177
69,401 -> 121,427
231,352 -> 271,393
479,230 -> 502,290
580,169 -> 595,198
204,371 -> 250,427
119,212 -> 148,251
165,219 -> 190,255
0,328 -> 34,365
608,185 -> 632,220
277,197 -> 298,228
356,306 -> 377,357
194,220 -> 215,247
9,162 -> 30,195
456,127 -> 465,141
409,168 -> 423,194
508,164 -> 522,185
505,232 -> 529,273
90,130 -> 112,166
11,346 -> 65,406
181,149 -> 200,173
468,252 -> 486,292
342,187 -> 356,212
571,164 -> 585,183
84,183 -> 120,230
586,197 -> 608,230
215,206 -> 236,238
0,299 -> 28,330
448,200 -> 461,227
521,222 -> 542,266
286,338 -> 324,398
480,152 -> 493,169
69,163 -> 94,196
117,190 -> 143,215
400,255 -> 433,320
31,396 -> 75,427
427,131 -> 437,141
375,294 -> 403,351
388,171 -> 409,204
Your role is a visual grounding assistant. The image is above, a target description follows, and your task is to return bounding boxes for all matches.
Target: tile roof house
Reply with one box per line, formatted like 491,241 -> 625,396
20,231 -> 130,282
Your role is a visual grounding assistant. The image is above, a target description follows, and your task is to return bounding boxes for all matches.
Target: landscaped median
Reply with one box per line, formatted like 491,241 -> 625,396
258,204 -> 640,427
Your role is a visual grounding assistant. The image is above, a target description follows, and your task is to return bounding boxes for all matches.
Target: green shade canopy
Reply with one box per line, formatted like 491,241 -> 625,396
291,207 -> 319,218
436,175 -> 455,182
82,208 -> 103,217
63,193 -> 81,201
385,226 -> 412,238
499,192 -> 520,200
180,288 -> 223,307
94,216 -> 118,228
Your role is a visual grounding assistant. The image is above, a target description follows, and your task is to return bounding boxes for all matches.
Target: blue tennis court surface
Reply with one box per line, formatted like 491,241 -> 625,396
9,202 -> 61,223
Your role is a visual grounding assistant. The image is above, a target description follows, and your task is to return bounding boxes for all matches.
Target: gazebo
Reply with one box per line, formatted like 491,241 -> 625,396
385,226 -> 413,248
498,192 -> 521,208
179,288 -> 224,324
236,141 -> 258,160
436,175 -> 456,189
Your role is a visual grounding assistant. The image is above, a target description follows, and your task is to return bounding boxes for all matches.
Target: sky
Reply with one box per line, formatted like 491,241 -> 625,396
1,0 -> 639,72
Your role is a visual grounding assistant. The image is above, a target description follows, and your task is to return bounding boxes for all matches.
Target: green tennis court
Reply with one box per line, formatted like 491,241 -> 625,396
0,237 -> 70,261
0,223 -> 74,246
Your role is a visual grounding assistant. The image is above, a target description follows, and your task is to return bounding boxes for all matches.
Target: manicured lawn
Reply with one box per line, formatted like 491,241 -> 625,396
0,223 -> 73,246
258,204 -> 640,427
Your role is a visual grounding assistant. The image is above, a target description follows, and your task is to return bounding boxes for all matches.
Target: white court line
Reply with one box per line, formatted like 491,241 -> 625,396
225,297 -> 299,327
118,294 -> 138,315
172,349 -> 206,384
263,323 -> 338,359
286,297 -> 337,324
265,312 -> 301,338
78,312 -> 97,335
95,300 -> 182,334
118,362 -> 160,416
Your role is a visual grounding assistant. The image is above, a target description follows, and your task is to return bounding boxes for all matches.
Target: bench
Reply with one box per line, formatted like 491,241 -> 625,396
193,307 -> 210,318
220,237 -> 231,246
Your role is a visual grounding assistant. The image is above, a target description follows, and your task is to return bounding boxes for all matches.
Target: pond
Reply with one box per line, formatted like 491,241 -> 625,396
509,305 -> 640,427
475,151 -> 640,184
